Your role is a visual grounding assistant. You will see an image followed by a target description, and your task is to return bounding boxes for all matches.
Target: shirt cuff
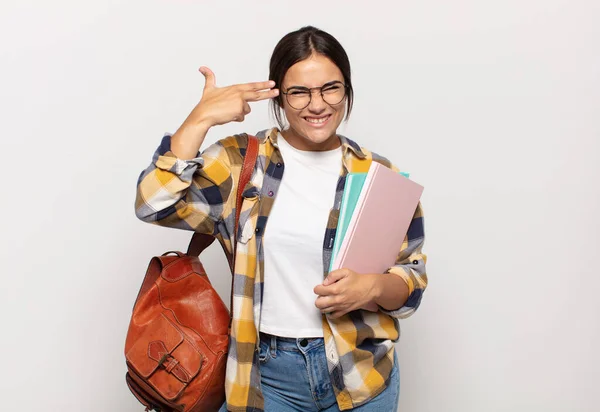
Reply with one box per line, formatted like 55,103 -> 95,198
378,266 -> 419,318
153,134 -> 204,182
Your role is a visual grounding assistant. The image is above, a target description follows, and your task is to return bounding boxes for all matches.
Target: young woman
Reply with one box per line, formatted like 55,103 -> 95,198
136,26 -> 427,412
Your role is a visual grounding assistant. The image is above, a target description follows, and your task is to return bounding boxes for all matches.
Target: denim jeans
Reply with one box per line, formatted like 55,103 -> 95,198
219,332 -> 400,412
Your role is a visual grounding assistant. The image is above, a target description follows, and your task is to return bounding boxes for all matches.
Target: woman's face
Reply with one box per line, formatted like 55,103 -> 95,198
280,53 -> 347,151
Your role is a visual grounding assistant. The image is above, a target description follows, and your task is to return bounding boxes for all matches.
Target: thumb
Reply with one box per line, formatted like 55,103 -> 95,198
323,269 -> 349,286
199,66 -> 216,89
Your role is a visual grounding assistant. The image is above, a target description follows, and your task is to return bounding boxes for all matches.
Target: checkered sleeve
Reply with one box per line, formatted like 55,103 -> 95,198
135,134 -> 235,235
381,201 -> 427,319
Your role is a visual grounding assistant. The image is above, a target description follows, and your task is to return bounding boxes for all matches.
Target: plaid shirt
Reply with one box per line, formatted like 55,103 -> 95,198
135,127 -> 427,411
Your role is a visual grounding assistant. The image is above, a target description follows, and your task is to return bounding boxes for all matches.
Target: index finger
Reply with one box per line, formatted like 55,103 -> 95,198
243,88 -> 279,102
313,283 -> 336,296
240,80 -> 276,91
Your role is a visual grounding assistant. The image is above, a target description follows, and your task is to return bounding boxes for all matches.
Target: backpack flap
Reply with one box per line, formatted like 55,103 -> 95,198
126,313 -> 203,401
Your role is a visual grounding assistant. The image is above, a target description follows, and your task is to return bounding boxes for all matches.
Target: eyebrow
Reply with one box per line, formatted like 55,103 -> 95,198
285,80 -> 343,90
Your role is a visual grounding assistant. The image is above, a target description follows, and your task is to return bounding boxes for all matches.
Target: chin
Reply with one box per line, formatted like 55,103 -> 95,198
302,128 -> 336,144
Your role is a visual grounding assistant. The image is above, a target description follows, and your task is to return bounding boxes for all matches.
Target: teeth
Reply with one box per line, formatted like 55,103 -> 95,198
306,116 -> 329,124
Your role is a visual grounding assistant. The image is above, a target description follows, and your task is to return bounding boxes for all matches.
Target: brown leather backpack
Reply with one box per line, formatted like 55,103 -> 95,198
125,135 -> 259,411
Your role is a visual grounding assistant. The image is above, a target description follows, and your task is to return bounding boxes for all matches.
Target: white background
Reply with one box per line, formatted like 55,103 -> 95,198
1,0 -> 599,411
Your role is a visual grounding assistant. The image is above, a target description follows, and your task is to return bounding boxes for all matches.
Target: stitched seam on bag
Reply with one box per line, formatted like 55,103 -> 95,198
160,269 -> 200,283
156,283 -> 222,358
139,313 -> 199,401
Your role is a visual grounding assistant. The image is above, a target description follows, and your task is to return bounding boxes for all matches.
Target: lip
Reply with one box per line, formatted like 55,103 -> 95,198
303,114 -> 332,128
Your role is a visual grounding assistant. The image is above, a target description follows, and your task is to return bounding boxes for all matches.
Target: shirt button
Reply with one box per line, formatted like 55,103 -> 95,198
255,228 -> 260,233
412,260 -> 419,265
276,162 -> 282,168
299,338 -> 308,347
268,190 -> 274,197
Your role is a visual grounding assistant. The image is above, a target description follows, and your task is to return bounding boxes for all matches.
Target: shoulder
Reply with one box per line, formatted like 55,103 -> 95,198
208,127 -> 278,164
214,127 -> 275,150
340,135 -> 399,173
204,129 -> 268,166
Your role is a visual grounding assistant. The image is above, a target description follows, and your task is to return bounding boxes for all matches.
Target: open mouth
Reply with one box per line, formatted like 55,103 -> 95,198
303,114 -> 331,127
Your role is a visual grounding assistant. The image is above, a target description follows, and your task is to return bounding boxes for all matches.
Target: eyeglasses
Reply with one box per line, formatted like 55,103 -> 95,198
281,81 -> 347,110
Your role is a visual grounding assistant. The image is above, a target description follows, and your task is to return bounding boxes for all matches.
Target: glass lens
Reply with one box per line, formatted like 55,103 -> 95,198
322,83 -> 346,106
286,89 -> 311,109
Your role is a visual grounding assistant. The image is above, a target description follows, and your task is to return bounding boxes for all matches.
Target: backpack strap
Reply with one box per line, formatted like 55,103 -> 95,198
186,134 -> 259,270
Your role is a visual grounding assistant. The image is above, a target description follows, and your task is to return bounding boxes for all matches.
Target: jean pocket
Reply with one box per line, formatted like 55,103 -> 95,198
258,339 -> 270,364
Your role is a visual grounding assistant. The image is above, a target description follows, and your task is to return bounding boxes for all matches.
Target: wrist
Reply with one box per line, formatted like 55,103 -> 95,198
368,274 -> 384,304
184,117 -> 212,135
171,121 -> 211,160
196,115 -> 214,131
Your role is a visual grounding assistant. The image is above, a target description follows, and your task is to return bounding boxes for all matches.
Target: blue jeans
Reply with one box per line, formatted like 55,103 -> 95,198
219,332 -> 399,412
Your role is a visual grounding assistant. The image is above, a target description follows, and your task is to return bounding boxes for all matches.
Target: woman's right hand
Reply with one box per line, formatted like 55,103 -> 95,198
171,67 -> 279,160
190,66 -> 279,128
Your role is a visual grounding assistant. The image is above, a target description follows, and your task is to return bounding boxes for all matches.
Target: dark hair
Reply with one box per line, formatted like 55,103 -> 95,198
269,26 -> 354,129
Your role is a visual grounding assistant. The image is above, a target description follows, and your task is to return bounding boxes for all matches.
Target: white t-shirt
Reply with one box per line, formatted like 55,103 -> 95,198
259,134 -> 342,338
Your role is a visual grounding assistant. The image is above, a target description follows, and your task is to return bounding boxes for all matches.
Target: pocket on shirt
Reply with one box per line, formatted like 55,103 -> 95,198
237,183 -> 260,245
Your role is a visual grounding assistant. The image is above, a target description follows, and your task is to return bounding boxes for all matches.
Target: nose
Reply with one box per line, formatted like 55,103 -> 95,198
306,90 -> 327,113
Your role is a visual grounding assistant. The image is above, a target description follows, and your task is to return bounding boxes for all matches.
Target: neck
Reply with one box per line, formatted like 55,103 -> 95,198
281,128 -> 341,152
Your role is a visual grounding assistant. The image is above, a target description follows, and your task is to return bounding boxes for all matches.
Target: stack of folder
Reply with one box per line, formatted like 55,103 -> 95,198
329,163 -> 424,275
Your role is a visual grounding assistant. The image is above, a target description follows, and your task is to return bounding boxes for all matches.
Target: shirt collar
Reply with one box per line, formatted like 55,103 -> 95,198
261,127 -> 367,159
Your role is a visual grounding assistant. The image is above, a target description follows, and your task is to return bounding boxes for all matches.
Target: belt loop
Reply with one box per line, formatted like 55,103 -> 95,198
270,335 -> 277,358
